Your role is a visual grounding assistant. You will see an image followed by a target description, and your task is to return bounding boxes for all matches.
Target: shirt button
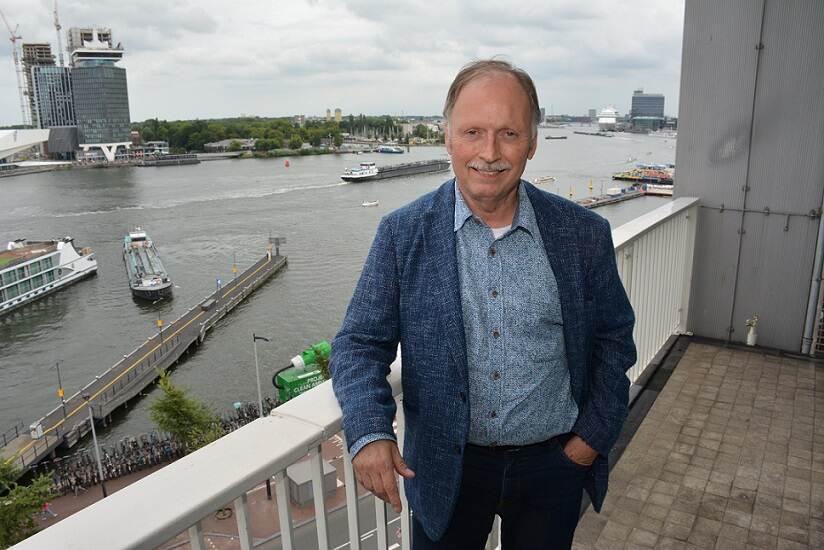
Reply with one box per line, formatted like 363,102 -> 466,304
490,411 -> 497,418
492,330 -> 500,338
490,289 -> 498,298
489,247 -> 496,257
491,371 -> 501,380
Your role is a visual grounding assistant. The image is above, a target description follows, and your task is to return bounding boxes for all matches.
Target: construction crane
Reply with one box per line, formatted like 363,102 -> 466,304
53,0 -> 64,67
0,9 -> 28,126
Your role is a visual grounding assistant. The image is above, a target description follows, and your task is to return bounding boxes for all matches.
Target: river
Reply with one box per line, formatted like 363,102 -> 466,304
0,126 -> 675,448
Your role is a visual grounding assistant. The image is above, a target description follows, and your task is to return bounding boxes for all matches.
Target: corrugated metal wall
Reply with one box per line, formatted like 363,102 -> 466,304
675,0 -> 824,351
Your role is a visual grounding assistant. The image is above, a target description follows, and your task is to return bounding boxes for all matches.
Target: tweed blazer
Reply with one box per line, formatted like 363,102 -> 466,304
330,179 -> 636,541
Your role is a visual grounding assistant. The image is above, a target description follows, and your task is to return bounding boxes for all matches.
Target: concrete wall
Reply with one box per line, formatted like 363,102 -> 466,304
675,0 -> 824,351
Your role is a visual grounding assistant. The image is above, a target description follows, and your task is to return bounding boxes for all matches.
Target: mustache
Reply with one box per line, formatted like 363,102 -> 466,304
467,160 -> 512,172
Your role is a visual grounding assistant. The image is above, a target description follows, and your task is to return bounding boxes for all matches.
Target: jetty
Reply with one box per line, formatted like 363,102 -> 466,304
1,244 -> 287,475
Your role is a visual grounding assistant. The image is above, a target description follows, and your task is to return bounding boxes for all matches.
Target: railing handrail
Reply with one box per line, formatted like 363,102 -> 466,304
13,360 -> 402,550
612,196 -> 699,250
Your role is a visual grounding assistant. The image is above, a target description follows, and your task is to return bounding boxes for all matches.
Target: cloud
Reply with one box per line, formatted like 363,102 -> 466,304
0,0 -> 685,124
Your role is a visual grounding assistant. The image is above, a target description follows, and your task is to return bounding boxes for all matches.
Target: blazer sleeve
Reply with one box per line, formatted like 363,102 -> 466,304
330,215 -> 400,452
572,217 -> 636,456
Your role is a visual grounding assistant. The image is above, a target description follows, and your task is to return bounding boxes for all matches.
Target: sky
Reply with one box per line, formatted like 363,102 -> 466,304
0,0 -> 686,125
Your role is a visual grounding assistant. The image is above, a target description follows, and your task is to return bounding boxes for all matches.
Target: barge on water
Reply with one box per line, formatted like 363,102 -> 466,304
123,228 -> 173,301
341,158 -> 451,183
0,237 -> 97,317
138,154 -> 201,167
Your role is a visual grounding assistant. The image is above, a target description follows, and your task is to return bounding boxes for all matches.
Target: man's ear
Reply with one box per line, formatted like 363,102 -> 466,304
445,124 -> 452,155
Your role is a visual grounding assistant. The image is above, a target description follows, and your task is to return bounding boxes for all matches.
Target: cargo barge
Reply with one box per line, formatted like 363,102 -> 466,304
341,158 -> 451,182
123,228 -> 173,301
138,154 -> 201,167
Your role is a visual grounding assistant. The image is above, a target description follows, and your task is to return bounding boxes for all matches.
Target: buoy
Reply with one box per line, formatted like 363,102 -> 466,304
284,159 -> 290,168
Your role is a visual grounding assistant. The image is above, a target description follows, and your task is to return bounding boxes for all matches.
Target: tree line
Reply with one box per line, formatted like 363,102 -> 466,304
130,115 -> 438,154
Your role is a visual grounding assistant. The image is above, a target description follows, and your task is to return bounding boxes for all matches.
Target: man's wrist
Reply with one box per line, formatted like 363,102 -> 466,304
349,432 -> 396,458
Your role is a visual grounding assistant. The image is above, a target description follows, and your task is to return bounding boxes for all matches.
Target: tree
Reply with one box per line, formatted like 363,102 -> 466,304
333,134 -> 343,147
414,124 -> 429,139
0,462 -> 52,548
149,371 -> 225,451
288,135 -> 303,150
227,140 -> 243,152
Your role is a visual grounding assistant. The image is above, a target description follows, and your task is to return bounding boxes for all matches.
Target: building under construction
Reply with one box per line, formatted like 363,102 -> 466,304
22,43 -> 56,128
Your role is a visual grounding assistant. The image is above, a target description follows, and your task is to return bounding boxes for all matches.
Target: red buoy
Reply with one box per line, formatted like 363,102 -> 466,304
284,159 -> 290,168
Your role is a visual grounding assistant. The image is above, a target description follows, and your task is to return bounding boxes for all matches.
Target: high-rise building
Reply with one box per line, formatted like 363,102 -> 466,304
588,108 -> 597,120
540,107 -> 546,123
68,27 -> 130,161
334,108 -> 342,123
630,89 -> 665,131
325,109 -> 331,122
22,44 -> 56,128
31,66 -> 75,128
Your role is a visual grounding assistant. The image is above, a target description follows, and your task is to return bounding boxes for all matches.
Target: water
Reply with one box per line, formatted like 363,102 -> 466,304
0,126 -> 675,447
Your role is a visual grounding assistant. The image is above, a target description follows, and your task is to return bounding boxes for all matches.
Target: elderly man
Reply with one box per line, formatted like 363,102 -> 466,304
331,59 -> 636,549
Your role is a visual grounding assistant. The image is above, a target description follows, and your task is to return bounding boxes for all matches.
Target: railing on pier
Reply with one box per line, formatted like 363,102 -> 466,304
12,199 -> 699,550
1,421 -> 24,447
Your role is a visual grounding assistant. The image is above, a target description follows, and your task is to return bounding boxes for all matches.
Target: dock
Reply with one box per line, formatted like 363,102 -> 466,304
1,248 -> 287,474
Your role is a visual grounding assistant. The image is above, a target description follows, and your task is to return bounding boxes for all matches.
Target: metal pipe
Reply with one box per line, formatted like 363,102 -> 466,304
801,203 -> 824,354
83,395 -> 108,498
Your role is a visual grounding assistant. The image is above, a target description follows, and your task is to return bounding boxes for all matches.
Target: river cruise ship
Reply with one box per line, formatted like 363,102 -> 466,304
0,238 -> 98,317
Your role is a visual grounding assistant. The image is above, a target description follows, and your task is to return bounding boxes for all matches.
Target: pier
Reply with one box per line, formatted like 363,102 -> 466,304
1,248 -> 287,475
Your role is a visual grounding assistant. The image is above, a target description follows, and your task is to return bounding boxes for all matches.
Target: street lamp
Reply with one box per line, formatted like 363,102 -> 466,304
54,361 -> 67,420
252,333 -> 273,500
82,394 -> 108,498
252,334 -> 271,419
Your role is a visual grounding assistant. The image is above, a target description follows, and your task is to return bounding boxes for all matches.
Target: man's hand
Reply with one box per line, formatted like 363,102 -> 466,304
352,440 -> 415,513
563,435 -> 598,466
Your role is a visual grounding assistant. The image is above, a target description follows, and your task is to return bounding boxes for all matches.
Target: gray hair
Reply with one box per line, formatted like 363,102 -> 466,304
443,59 -> 541,135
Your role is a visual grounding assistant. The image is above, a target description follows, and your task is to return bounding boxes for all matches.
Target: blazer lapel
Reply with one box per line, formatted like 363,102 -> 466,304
423,181 -> 468,383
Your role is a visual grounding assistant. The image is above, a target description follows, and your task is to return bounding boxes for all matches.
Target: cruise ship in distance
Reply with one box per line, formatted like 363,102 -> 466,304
123,228 -> 173,301
0,238 -> 98,317
598,106 -> 619,131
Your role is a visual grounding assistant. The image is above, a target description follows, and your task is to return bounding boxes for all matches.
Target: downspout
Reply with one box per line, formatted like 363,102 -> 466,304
801,200 -> 824,354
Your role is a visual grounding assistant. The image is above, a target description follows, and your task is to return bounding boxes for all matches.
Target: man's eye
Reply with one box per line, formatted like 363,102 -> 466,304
466,129 -> 479,136
504,131 -> 517,138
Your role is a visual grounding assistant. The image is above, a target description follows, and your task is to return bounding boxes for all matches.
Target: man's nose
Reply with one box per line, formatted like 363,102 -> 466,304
478,133 -> 501,163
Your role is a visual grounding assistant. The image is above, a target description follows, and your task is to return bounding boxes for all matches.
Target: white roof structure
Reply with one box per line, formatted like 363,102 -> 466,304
0,129 -> 50,161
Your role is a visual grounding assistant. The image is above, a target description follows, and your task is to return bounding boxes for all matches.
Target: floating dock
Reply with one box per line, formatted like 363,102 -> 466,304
1,248 -> 287,475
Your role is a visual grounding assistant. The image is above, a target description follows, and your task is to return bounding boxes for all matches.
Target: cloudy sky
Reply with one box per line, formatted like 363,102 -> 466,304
0,0 -> 685,125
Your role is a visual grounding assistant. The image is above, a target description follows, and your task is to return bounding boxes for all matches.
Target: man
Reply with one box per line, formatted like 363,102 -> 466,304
331,59 -> 635,549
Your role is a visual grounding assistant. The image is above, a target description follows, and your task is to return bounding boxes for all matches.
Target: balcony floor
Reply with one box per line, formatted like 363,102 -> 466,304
573,341 -> 824,550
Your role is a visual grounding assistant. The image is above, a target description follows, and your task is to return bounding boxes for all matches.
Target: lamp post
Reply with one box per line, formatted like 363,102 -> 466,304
252,333 -> 272,500
82,394 -> 107,498
152,298 -> 164,348
252,334 -> 271,419
54,361 -> 67,421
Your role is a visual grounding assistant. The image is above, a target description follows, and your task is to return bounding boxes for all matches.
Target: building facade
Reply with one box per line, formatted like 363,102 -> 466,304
22,43 -> 56,128
31,66 -> 75,129
630,89 -> 665,131
68,27 -> 130,161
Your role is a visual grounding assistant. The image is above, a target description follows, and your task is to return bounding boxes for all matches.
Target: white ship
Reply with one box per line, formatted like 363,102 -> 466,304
597,106 -> 619,131
341,162 -> 379,182
0,237 -> 98,317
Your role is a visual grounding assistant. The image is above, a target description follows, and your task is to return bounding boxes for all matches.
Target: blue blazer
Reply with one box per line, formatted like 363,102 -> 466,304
331,179 -> 636,540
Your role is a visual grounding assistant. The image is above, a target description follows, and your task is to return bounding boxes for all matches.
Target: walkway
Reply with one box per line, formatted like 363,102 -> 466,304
573,342 -> 824,549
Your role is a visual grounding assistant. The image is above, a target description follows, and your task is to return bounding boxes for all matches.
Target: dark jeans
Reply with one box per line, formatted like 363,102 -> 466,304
412,434 -> 588,550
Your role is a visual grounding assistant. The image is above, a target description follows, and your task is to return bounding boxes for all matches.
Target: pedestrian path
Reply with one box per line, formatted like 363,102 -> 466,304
573,342 -> 824,549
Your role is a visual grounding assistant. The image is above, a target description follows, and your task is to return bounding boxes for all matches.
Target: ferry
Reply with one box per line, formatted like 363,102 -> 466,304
612,167 -> 674,185
0,237 -> 98,317
341,162 -> 379,182
377,145 -> 404,154
123,228 -> 173,301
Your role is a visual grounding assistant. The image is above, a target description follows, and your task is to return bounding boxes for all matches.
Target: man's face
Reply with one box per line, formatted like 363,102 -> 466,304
446,72 -> 537,206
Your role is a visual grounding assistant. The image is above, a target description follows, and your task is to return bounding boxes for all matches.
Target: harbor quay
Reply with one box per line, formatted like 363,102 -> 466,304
0,246 -> 288,475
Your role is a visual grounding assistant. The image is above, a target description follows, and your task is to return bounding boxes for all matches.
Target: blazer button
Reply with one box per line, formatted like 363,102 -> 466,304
459,391 -> 466,402
454,444 -> 462,454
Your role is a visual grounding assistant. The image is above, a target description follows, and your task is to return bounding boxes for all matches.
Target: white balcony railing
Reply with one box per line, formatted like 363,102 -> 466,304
12,197 -> 699,550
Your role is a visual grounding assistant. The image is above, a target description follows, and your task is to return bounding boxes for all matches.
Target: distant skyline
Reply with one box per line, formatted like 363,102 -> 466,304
0,0 -> 685,125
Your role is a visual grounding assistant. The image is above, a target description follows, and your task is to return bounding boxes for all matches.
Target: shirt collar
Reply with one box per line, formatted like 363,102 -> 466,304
453,180 -> 538,239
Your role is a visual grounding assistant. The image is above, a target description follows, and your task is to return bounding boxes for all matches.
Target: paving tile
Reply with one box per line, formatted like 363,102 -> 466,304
627,527 -> 659,547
